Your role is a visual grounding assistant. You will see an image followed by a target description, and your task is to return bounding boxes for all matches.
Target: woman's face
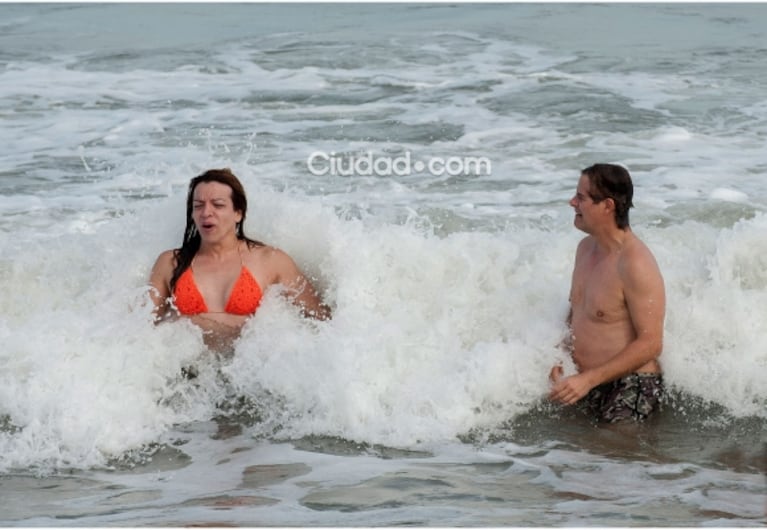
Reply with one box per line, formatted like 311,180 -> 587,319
191,181 -> 242,242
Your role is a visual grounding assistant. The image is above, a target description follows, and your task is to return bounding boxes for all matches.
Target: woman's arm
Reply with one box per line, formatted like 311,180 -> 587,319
271,249 -> 332,320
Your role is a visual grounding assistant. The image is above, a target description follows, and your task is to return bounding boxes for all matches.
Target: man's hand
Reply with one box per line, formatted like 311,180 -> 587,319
549,368 -> 596,405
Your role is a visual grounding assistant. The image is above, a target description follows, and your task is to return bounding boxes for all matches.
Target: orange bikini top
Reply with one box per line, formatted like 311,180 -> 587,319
173,251 -> 263,316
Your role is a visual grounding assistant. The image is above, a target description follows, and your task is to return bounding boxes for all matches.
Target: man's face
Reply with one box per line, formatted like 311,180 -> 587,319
569,173 -> 602,233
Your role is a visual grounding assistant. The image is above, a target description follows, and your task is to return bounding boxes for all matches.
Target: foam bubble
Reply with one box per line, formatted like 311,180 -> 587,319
710,187 -> 749,203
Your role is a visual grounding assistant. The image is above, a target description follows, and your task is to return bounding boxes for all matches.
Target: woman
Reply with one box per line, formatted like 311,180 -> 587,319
149,168 -> 331,351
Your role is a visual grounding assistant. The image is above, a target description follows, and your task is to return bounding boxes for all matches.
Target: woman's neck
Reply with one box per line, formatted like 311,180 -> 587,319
198,235 -> 240,260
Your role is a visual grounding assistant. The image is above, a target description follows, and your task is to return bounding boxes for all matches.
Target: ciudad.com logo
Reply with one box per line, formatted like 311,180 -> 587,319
306,150 -> 492,177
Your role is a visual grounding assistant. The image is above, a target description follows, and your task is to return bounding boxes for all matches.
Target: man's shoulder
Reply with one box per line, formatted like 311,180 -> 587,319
622,233 -> 658,263
574,235 -> 595,258
619,234 -> 663,282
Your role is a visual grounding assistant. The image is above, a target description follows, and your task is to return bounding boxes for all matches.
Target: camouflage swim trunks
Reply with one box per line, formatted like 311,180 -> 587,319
582,373 -> 664,423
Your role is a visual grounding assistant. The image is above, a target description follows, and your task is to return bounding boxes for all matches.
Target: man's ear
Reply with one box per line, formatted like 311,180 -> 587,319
602,197 -> 616,214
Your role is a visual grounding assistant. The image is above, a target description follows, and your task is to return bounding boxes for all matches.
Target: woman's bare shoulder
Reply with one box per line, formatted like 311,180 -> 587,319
245,242 -> 290,261
242,243 -> 296,287
151,249 -> 178,276
149,249 -> 178,295
155,248 -> 177,265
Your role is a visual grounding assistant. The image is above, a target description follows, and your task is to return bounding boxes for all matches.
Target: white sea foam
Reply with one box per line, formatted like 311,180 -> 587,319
1,175 -> 765,471
710,187 -> 749,203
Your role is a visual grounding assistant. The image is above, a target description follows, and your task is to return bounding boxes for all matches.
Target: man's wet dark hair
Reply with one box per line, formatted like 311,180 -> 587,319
582,163 -> 634,229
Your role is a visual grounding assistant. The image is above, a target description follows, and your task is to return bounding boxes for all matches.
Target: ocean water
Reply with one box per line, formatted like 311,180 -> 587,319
0,3 -> 765,526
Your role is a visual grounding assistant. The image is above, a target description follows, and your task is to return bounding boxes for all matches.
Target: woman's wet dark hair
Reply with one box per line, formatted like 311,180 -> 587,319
582,163 -> 634,229
170,168 -> 264,292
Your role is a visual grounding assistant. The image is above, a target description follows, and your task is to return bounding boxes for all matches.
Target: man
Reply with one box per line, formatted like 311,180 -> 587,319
549,163 -> 666,422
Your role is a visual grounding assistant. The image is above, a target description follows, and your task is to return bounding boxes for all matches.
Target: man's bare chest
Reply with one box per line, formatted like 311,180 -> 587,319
571,258 -> 626,321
